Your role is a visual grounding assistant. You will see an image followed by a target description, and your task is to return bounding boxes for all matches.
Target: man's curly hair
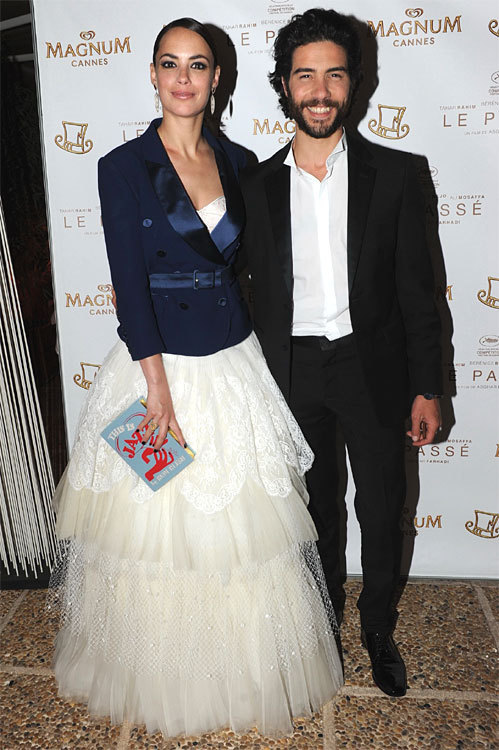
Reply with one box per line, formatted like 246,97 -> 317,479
269,8 -> 362,118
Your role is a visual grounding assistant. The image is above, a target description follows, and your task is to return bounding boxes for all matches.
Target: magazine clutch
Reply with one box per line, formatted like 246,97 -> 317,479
101,397 -> 195,491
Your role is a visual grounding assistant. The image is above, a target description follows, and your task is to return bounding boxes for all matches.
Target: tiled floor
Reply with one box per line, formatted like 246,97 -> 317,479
0,580 -> 497,749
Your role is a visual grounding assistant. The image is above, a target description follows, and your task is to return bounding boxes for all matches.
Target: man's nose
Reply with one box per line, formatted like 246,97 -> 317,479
310,77 -> 329,100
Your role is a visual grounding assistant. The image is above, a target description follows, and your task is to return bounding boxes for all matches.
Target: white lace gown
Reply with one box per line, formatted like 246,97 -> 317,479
50,198 -> 344,738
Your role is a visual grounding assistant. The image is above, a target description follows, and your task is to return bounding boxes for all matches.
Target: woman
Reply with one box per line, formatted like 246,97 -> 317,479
50,17 -> 343,738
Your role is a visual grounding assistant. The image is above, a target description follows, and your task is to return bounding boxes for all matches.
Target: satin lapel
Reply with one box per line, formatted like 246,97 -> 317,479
209,139 -> 245,258
145,160 -> 227,266
347,134 -> 376,293
265,164 -> 293,298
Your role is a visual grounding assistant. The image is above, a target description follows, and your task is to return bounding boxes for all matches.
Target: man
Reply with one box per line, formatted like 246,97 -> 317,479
240,8 -> 442,697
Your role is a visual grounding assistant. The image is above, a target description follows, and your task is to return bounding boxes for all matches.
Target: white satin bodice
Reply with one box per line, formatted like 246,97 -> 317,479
197,195 -> 226,234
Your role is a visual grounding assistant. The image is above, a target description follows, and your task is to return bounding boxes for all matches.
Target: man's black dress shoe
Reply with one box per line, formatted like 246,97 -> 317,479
361,630 -> 407,697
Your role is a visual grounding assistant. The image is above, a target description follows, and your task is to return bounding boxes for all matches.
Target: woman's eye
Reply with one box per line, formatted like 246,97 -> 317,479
192,62 -> 207,70
161,61 -> 176,68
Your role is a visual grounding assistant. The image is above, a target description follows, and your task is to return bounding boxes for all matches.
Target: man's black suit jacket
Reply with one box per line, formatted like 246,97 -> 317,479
239,131 -> 442,427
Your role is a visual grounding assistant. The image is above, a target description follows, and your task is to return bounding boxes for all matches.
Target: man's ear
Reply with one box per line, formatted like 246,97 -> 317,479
281,76 -> 289,97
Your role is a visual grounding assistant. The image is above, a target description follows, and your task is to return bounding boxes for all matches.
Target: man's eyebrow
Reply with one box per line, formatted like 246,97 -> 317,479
292,65 -> 348,74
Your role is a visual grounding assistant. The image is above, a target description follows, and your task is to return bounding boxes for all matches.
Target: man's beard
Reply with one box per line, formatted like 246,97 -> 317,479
287,96 -> 349,139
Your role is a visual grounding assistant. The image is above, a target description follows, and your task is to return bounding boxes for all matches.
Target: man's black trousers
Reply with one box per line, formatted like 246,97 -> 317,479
289,333 -> 406,634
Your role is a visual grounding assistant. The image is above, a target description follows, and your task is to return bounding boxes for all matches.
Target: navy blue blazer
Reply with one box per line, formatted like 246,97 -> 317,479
98,119 -> 252,360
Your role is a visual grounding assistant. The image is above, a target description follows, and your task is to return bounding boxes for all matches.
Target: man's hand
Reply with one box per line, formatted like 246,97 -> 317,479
406,395 -> 442,447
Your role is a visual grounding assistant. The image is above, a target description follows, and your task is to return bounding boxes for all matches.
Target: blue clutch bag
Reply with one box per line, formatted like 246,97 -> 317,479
101,397 -> 195,491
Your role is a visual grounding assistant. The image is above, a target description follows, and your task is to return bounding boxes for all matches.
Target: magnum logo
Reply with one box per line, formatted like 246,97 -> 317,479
55,121 -> 93,155
253,118 -> 296,135
489,20 -> 499,37
45,30 -> 131,67
368,105 -> 410,140
401,507 -> 442,536
65,284 -> 115,315
73,362 -> 101,390
477,277 -> 499,309
465,511 -> 499,539
368,8 -> 462,47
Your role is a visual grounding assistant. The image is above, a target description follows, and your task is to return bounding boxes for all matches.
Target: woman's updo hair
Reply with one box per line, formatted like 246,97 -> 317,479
152,17 -> 218,68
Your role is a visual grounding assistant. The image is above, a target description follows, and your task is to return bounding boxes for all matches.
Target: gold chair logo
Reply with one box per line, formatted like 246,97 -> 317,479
73,362 -> 101,390
368,105 -> 410,140
489,20 -> 499,37
477,276 -> 499,309
55,121 -> 93,154
465,510 -> 499,539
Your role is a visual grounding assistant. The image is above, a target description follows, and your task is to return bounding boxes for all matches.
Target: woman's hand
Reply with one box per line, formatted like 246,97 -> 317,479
137,354 -> 185,449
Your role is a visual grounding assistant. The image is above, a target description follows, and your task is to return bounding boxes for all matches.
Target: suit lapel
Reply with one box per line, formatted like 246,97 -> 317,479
346,132 -> 377,292
208,135 -> 245,259
142,120 -> 234,267
264,143 -> 293,297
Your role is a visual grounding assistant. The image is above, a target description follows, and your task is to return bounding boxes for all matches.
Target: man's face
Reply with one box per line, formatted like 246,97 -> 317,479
283,40 -> 352,139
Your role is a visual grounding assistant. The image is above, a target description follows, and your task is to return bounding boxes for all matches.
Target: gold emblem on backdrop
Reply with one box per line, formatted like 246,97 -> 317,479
489,20 -> 499,37
73,362 -> 101,390
465,510 -> 499,539
405,8 -> 424,18
55,121 -> 93,154
368,105 -> 410,140
477,277 -> 499,309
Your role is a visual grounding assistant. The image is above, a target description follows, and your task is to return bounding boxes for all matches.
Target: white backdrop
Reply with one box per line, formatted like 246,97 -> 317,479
32,0 -> 499,578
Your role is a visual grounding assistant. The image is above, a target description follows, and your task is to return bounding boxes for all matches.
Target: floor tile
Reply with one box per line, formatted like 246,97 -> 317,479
1,589 -> 58,668
128,714 -> 324,749
332,695 -> 497,749
0,589 -> 23,624
0,673 -> 121,749
340,580 -> 372,688
395,583 -> 498,692
340,582 -> 499,693
479,583 -> 499,619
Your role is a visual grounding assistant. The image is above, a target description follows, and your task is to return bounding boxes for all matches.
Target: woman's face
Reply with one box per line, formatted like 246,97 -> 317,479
150,26 -> 219,119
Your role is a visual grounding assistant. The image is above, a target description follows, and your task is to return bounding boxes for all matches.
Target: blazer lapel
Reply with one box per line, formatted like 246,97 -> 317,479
346,132 -> 377,292
142,121 -> 228,267
207,133 -> 245,259
264,143 -> 293,297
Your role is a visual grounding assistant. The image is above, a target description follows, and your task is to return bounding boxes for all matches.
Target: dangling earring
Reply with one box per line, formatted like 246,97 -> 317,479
210,87 -> 216,116
154,90 -> 161,113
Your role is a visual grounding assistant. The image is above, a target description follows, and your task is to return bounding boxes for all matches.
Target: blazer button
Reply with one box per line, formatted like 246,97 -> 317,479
217,297 -> 227,306
142,218 -> 153,227
156,250 -> 166,257
179,302 -> 189,310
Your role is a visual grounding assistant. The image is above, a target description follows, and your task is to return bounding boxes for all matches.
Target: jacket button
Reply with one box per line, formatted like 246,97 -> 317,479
142,218 -> 153,227
179,302 -> 189,310
156,250 -> 166,257
217,297 -> 227,306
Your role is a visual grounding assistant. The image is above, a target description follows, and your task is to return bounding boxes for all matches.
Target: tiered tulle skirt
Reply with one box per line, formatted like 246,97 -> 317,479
50,333 -> 343,737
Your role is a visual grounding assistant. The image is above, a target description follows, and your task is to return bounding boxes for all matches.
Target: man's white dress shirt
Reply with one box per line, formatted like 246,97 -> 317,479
284,131 -> 352,341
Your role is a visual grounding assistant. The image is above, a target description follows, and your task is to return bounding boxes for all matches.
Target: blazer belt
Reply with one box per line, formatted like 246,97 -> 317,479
149,267 -> 235,291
